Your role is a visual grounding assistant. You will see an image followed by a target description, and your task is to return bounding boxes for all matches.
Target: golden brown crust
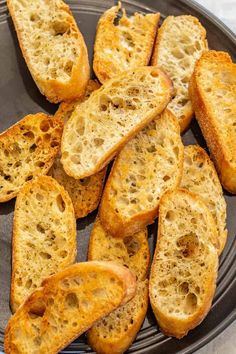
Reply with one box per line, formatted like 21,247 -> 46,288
99,110 -> 183,238
189,50 -> 236,193
0,113 -> 63,202
93,3 -> 160,83
7,0 -> 90,103
151,15 -> 208,132
5,262 -> 137,354
149,189 -> 218,338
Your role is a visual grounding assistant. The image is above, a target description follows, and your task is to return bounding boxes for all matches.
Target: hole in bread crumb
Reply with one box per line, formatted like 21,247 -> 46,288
24,131 -> 35,139
71,155 -> 80,165
94,138 -> 104,147
179,282 -> 189,295
72,322 -> 78,327
185,293 -> 198,314
37,223 -> 45,234
40,120 -> 50,132
56,194 -> 65,212
60,250 -> 68,258
92,288 -> 107,298
39,252 -> 51,260
25,279 -> 32,289
163,175 -> 170,182
124,237 -> 140,256
150,70 -> 159,78
28,300 -> 46,318
65,293 -> 79,308
29,143 -> 37,153
165,210 -> 175,222
79,178 -> 91,186
34,336 -> 42,346
177,233 -> 199,257
51,140 -> 59,148
25,175 -> 33,181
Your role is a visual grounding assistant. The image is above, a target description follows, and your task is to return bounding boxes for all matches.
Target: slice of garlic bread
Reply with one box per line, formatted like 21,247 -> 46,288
150,189 -> 218,338
181,145 -> 227,253
11,176 -> 76,312
99,110 -> 183,237
152,15 -> 208,131
93,2 -> 160,83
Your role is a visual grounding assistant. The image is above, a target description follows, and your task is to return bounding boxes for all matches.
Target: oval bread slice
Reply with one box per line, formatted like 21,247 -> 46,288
87,218 -> 149,354
61,66 -> 173,179
189,50 -> 236,193
181,145 -> 227,254
149,189 -> 218,339
5,262 -> 136,354
93,2 -> 160,83
99,109 -> 184,237
0,113 -> 63,202
51,80 -> 106,218
151,15 -> 208,132
11,176 -> 77,312
7,0 -> 90,103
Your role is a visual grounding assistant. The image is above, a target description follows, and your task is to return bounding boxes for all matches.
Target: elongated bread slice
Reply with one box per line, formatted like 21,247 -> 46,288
100,110 -> 184,237
0,113 -> 63,202
51,80 -> 106,218
5,262 -> 136,354
150,189 -> 218,339
11,176 -> 77,312
87,218 -> 149,354
93,2 -> 160,83
152,16 -> 208,132
181,145 -> 227,254
88,218 -> 149,280
7,0 -> 90,103
189,51 -> 236,193
61,66 -> 173,179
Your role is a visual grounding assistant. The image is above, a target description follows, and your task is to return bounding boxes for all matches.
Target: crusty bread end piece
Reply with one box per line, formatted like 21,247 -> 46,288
150,189 -> 218,338
11,175 -> 77,312
189,50 -> 236,193
87,218 -> 149,354
5,262 -> 136,354
7,0 -> 90,103
61,66 -> 173,179
152,15 -> 208,132
99,109 -> 184,237
93,2 -> 160,83
181,145 -> 227,253
0,113 -> 63,202
51,80 -> 106,218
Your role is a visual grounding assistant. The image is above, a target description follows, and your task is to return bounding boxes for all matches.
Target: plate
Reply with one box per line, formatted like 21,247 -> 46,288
0,0 -> 236,353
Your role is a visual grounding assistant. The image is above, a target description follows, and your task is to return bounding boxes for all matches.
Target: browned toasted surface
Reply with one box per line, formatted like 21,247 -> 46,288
99,110 -> 183,238
7,0 -> 90,103
149,189 -> 218,338
93,3 -> 159,83
152,15 -> 208,132
189,50 -> 236,193
87,218 -> 149,354
5,262 -> 136,354
0,113 -> 63,202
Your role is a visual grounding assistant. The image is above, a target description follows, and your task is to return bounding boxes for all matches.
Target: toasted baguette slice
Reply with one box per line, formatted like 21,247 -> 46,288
51,80 -> 106,218
87,218 -> 149,354
88,218 -> 149,280
93,2 -> 160,83
99,110 -> 184,237
5,262 -> 136,354
151,16 -> 208,132
149,189 -> 218,339
189,51 -> 236,193
7,0 -> 90,103
0,113 -> 63,202
181,145 -> 227,254
11,176 -> 77,312
61,67 -> 173,179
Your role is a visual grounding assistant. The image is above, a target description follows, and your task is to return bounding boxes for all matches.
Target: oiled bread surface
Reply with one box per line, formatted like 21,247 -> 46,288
5,262 -> 136,354
0,113 -> 63,202
7,0 -> 90,102
61,66 -> 173,179
11,175 -> 77,312
189,50 -> 236,193
93,3 -> 160,83
51,80 -> 106,218
100,109 -> 183,237
181,145 -> 227,253
149,189 -> 218,338
152,15 -> 208,131
88,218 -> 149,354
